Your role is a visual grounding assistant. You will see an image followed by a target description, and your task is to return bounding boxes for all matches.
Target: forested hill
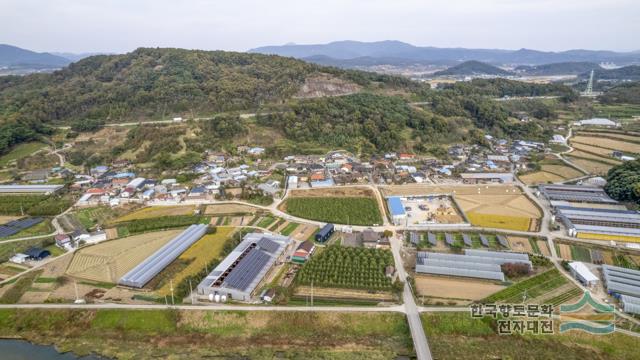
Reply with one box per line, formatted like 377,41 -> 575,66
433,61 -> 512,76
0,47 -> 418,126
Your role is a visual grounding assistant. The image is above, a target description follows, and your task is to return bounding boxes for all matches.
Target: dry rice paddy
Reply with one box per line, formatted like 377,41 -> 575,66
507,236 -> 534,253
566,157 -> 615,175
572,136 -> 640,153
156,227 -> 236,296
204,203 -> 260,215
414,275 -> 505,301
115,206 -> 196,222
66,229 -> 181,283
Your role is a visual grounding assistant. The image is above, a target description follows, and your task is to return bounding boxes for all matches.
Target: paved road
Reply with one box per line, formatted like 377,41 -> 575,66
390,233 -> 433,360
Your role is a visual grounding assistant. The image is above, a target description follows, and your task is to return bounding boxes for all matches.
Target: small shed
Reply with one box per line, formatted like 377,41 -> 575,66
315,223 -> 335,243
25,247 -> 51,261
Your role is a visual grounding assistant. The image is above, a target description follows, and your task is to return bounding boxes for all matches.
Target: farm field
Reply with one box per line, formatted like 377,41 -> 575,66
204,203 -> 260,215
66,230 -> 181,283
571,135 -> 640,153
283,197 -> 383,225
572,142 -> 623,157
465,212 -> 533,231
155,227 -> 236,296
414,275 -> 505,301
296,246 -> 394,291
506,236 -> 534,254
422,312 -> 639,360
0,142 -> 47,167
294,286 -> 394,301
0,216 -> 21,224
0,309 -> 414,359
484,269 -> 567,303
288,186 -> 376,198
73,207 -> 116,230
115,206 -> 196,222
577,131 -> 640,143
567,150 -> 621,164
565,156 -> 615,175
519,160 -> 585,185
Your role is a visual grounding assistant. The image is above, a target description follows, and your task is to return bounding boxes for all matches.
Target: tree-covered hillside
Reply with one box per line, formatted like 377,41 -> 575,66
433,61 -> 512,76
598,82 -> 640,105
605,159 -> 640,204
0,47 -> 422,127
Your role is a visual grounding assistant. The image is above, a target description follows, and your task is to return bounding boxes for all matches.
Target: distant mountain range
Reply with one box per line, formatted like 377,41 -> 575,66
0,44 -> 70,68
250,40 -> 640,66
514,62 -> 602,76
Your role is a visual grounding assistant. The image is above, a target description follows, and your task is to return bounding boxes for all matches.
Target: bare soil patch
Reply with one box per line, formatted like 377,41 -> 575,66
414,275 -> 505,300
507,236 -> 533,253
558,244 -> 573,260
204,204 -> 260,215
289,186 -> 375,198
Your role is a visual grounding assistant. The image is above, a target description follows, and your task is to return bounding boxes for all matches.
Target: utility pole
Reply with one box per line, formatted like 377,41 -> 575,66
170,280 -> 175,305
311,280 -> 314,307
189,279 -> 194,305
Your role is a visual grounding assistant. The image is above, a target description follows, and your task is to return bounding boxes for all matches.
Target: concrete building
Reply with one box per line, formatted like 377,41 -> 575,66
388,196 -> 407,225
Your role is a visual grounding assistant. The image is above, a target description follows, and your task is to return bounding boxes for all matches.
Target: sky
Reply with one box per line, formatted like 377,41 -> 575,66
1,0 -> 639,54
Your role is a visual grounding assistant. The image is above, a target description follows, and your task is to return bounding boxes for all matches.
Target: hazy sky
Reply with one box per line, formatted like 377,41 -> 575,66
1,0 -> 638,53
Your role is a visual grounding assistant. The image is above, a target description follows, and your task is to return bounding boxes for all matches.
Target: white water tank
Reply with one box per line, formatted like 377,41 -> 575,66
214,294 -> 221,303
208,293 -> 214,302
220,294 -> 227,303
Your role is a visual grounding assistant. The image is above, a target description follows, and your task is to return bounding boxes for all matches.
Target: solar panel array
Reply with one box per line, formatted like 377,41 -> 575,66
602,265 -> 640,299
427,232 -> 436,246
0,217 -> 44,238
462,234 -> 472,247
445,233 -> 454,246
223,249 -> 271,291
410,232 -> 419,245
257,237 -> 280,254
497,235 -> 508,247
119,224 -> 207,288
480,234 -> 489,247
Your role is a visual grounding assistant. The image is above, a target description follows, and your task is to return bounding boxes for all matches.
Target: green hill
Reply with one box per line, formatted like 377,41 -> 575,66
0,47 -> 420,126
433,61 -> 512,76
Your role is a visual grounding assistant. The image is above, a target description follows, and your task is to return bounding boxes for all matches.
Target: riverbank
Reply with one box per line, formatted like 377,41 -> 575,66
0,308 -> 413,359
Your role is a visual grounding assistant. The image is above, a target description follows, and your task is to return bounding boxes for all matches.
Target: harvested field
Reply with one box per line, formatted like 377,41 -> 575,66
558,244 -> 572,260
567,150 -> 620,164
572,143 -> 620,157
541,164 -> 584,179
537,240 -> 551,257
294,286 -> 393,301
204,203 -> 260,215
580,132 -> 640,143
115,206 -> 196,222
566,157 -> 614,175
519,171 -> 565,185
289,224 -> 318,241
414,275 -> 505,300
156,227 -> 236,296
507,236 -> 533,253
66,230 -> 181,283
572,136 -> 640,153
0,216 -> 21,224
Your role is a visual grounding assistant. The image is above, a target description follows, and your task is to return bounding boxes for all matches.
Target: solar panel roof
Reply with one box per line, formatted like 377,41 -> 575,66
223,248 -> 271,291
257,237 -> 280,254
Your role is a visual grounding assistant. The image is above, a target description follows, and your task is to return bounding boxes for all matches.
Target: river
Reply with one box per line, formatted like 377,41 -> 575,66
0,339 -> 107,359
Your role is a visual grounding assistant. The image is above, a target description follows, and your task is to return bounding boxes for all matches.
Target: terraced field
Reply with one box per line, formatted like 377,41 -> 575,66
484,269 -> 567,303
66,230 -> 181,283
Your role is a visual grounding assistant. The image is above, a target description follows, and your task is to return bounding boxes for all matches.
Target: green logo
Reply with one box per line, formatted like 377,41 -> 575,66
559,291 -> 615,334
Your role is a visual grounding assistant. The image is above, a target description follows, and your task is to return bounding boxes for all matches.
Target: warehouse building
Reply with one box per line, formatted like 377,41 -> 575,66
197,233 -> 292,301
387,196 -> 406,225
0,184 -> 63,194
119,224 -> 207,288
568,262 -> 599,287
556,206 -> 640,243
538,184 -> 617,204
